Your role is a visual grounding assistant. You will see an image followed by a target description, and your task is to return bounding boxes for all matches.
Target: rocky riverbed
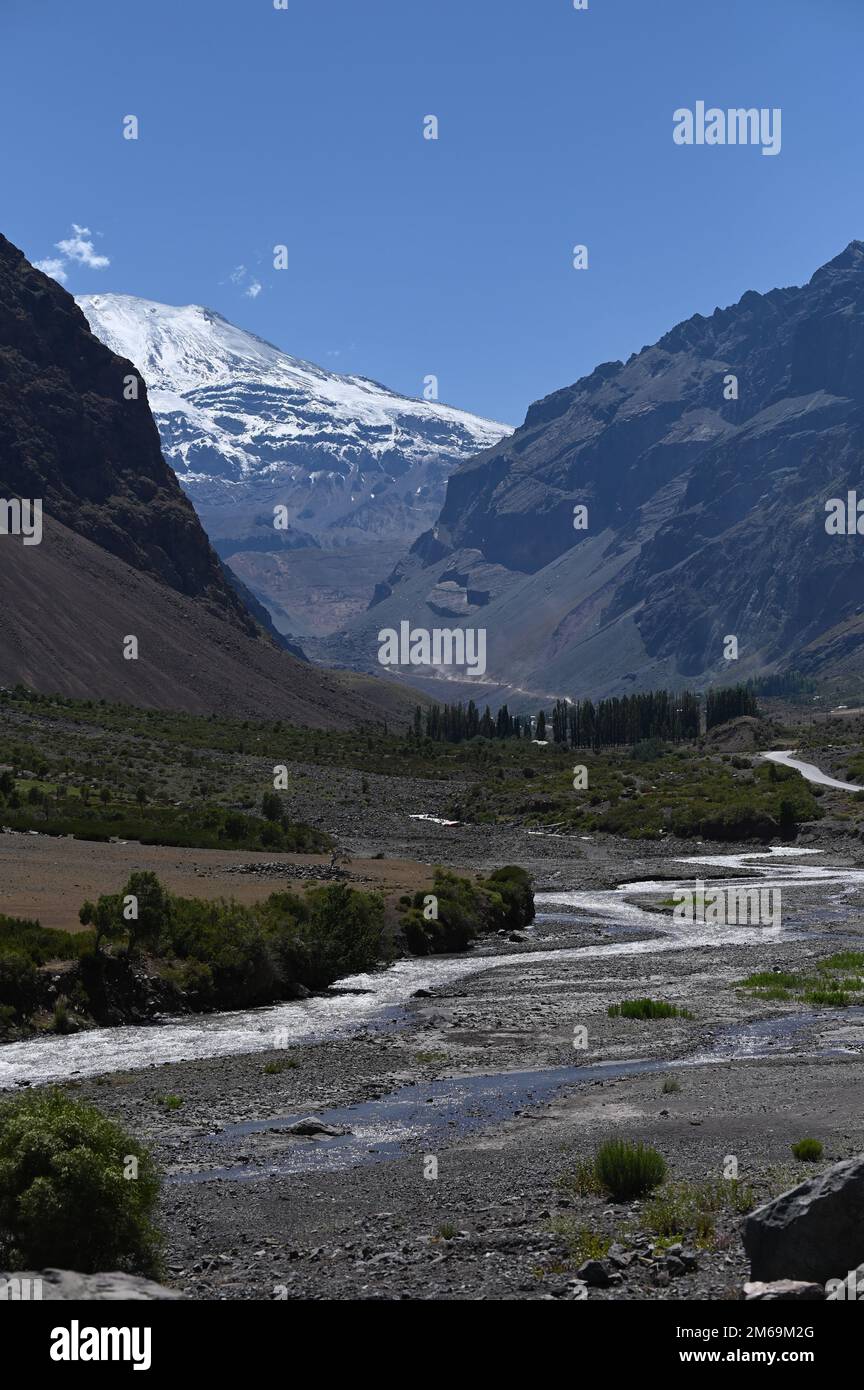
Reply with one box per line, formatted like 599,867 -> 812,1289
29,832 -> 864,1301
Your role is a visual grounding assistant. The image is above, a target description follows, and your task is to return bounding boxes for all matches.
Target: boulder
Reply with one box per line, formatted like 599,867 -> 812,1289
576,1259 -> 616,1287
743,1155 -> 864,1283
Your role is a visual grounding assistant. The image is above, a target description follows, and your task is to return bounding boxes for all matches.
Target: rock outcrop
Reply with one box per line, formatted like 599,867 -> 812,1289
336,243 -> 864,702
743,1154 -> 864,1284
0,234 -> 415,726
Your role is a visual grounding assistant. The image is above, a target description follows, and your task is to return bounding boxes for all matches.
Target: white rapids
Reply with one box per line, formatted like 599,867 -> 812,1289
1,846 -> 861,1089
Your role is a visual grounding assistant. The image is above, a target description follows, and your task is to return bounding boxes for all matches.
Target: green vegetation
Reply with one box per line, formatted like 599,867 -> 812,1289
0,801 -> 328,854
641,1177 -> 755,1248
434,1223 -> 459,1241
559,1159 -> 604,1199
737,952 -> 864,1008
593,1140 -> 667,1201
791,1138 -> 824,1162
0,1089 -> 161,1275
0,685 -> 828,845
2,859 -> 533,1035
87,874 -> 389,1006
157,1094 -> 183,1111
705,685 -> 758,730
547,1220 -> 612,1264
662,1076 -> 682,1094
0,913 -> 93,1030
398,865 -> 534,954
608,999 -> 693,1020
263,1058 -> 298,1075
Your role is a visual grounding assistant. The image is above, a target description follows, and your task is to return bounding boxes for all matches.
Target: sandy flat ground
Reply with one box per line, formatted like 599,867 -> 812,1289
0,833 -> 443,931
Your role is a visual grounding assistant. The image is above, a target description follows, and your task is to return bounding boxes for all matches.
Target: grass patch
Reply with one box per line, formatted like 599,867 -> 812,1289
157,1095 -> 183,1111
559,1159 -> 605,1199
608,998 -> 693,1020
548,1219 -> 611,1264
737,956 -> 864,1009
594,1140 -> 667,1201
434,1223 -> 459,1241
263,1059 -> 298,1075
662,1076 -> 682,1094
641,1178 -> 755,1248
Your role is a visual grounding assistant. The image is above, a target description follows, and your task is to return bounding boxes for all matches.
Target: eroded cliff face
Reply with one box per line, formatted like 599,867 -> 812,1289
0,234 -> 258,631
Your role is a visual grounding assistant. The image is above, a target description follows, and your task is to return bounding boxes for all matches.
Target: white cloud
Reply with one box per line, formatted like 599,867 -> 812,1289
226,263 -> 264,299
55,223 -> 110,270
35,257 -> 68,284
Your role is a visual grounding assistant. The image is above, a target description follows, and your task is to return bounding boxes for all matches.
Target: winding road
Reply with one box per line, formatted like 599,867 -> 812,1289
762,749 -> 864,792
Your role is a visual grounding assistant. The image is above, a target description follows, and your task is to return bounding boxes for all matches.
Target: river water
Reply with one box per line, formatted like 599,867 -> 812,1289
1,845 -> 860,1090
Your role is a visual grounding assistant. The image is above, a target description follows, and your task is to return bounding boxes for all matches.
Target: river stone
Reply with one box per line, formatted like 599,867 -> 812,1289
282,1117 -> 349,1137
0,1269 -> 183,1300
743,1155 -> 864,1282
576,1259 -> 615,1287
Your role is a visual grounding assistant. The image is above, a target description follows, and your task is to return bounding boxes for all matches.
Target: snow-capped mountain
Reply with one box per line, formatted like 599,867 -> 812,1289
76,294 -> 512,637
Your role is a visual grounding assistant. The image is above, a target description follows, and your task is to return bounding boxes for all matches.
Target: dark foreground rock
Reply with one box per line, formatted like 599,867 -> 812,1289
0,1269 -> 183,1300
743,1155 -> 864,1283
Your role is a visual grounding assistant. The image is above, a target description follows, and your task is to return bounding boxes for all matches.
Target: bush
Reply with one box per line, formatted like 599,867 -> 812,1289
0,1089 -> 161,1274
264,883 -> 386,990
593,1140 -> 667,1201
791,1138 -> 823,1162
400,866 -> 534,955
80,871 -> 171,955
0,953 -> 39,1021
167,898 -> 280,1008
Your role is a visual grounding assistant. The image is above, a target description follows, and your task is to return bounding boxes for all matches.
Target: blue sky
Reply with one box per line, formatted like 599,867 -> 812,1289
1,0 -> 862,426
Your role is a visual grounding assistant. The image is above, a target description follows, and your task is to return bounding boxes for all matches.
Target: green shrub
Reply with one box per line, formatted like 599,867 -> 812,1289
399,866 -> 533,955
263,1058 -> 298,1074
791,1138 -> 823,1162
263,883 -> 386,990
593,1140 -> 667,1201
0,1089 -> 161,1274
0,952 -> 39,1021
51,1001 -> 75,1034
167,898 -> 280,1008
434,1222 -> 459,1241
662,1076 -> 682,1094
